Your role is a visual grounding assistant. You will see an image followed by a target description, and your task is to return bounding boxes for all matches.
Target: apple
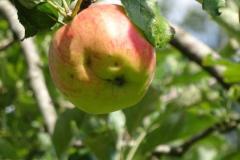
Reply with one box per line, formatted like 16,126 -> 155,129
49,3 -> 156,114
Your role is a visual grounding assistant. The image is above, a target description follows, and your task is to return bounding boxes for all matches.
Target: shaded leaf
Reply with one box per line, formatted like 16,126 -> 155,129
13,1 -> 58,38
202,0 -> 226,16
124,87 -> 160,135
0,139 -> 18,159
138,111 -> 184,153
203,55 -> 240,83
18,0 -> 42,9
84,129 -> 117,160
52,108 -> 85,158
228,85 -> 240,100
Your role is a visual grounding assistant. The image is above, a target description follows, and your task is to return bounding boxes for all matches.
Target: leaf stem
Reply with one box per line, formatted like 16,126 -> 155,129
71,0 -> 83,18
46,0 -> 67,17
62,0 -> 72,16
47,14 -> 66,25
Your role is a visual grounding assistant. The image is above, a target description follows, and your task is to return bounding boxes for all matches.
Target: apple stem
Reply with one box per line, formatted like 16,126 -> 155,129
71,0 -> 83,18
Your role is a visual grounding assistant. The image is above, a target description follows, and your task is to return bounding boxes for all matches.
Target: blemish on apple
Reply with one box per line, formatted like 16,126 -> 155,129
49,4 -> 156,114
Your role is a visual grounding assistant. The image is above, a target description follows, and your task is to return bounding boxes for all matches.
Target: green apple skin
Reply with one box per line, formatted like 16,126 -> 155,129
49,4 -> 156,114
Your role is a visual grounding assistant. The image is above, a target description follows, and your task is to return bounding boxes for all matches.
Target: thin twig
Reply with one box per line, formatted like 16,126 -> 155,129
152,116 -> 240,157
0,0 -> 57,134
0,36 -> 15,51
126,131 -> 147,160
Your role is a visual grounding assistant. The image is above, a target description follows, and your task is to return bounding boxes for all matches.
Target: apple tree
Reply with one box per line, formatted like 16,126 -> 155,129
0,0 -> 240,159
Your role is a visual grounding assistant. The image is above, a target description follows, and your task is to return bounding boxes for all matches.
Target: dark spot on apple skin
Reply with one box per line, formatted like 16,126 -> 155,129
70,74 -> 74,79
113,76 -> 125,86
86,56 -> 91,66
105,75 -> 125,86
114,61 -> 119,67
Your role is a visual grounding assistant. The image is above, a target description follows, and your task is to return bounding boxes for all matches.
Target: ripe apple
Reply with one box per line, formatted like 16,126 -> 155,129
49,4 -> 156,114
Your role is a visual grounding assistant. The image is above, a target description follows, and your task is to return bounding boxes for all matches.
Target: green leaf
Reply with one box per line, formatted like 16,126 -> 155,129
84,129 -> 117,160
52,108 -> 85,158
228,85 -> 240,100
124,87 -> 160,135
13,1 -> 58,38
203,55 -> 240,83
0,139 -> 18,159
136,110 -> 217,156
79,115 -> 118,160
223,65 -> 240,83
18,0 -> 42,9
221,151 -> 240,160
235,0 -> 240,6
121,0 -> 174,49
202,0 -> 226,16
138,112 -> 184,153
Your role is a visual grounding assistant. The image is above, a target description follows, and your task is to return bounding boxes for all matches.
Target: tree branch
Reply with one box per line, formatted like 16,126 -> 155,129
0,0 -> 57,134
0,36 -> 15,51
152,116 -> 240,157
170,26 -> 231,89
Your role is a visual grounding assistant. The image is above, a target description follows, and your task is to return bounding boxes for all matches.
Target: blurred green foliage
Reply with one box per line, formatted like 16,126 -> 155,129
1,0 -> 240,160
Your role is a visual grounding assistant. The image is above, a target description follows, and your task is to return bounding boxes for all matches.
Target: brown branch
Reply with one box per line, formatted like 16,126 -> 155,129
0,36 -> 15,51
170,26 -> 231,89
0,0 -> 57,134
152,116 -> 240,157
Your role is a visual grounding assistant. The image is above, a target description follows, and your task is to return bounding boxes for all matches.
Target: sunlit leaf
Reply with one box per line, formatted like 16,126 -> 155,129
121,0 -> 174,48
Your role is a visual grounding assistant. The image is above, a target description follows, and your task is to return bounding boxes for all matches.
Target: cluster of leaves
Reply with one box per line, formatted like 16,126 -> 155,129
2,33 -> 239,159
15,0 -> 175,48
14,0 -> 230,48
1,0 -> 240,159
